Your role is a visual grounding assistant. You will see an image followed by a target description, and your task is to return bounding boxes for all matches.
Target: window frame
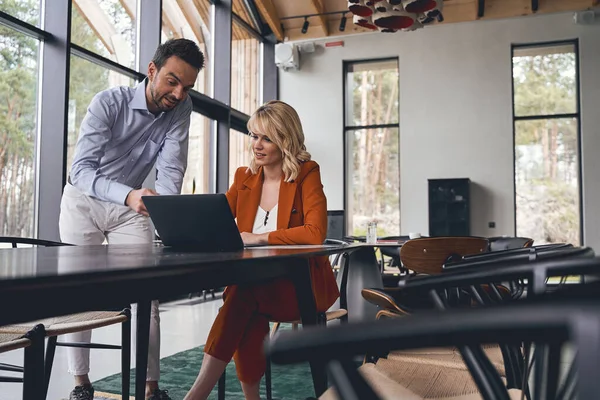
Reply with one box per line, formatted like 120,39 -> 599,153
0,0 -> 278,240
342,57 -> 401,237
510,39 -> 583,244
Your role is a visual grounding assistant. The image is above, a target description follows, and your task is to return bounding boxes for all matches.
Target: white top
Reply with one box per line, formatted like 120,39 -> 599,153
252,204 -> 279,234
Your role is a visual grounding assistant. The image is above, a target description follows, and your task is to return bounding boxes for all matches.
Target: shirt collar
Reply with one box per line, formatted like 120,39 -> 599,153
129,78 -> 150,111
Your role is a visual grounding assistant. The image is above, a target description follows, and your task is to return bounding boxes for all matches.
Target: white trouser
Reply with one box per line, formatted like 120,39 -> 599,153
59,183 -> 160,381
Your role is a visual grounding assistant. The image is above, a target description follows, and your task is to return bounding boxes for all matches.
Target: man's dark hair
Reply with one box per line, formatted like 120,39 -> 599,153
152,39 -> 204,71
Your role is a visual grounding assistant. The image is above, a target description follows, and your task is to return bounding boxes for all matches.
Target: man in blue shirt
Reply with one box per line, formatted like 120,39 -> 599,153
59,38 -> 204,400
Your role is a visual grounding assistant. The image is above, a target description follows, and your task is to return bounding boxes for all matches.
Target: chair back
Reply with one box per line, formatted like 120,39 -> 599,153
400,236 -> 488,275
488,236 -> 533,252
326,210 -> 345,241
0,236 -> 70,248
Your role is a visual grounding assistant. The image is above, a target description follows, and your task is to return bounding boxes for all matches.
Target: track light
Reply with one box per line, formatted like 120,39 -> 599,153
339,13 -> 347,31
301,16 -> 310,34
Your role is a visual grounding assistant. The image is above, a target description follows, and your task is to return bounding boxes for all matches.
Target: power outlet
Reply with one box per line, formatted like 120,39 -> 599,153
488,221 -> 496,228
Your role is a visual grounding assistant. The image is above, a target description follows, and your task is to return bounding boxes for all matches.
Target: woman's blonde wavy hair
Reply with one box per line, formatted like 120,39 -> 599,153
247,100 -> 311,182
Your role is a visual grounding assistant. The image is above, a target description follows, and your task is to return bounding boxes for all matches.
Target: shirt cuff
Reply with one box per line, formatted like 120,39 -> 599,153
107,182 -> 135,206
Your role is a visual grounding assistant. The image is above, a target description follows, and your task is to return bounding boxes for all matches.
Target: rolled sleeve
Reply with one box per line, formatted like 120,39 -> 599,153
70,94 -> 134,204
155,98 -> 192,195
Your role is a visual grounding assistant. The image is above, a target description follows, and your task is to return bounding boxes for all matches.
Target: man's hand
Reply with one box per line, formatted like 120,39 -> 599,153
240,232 -> 269,246
126,188 -> 158,216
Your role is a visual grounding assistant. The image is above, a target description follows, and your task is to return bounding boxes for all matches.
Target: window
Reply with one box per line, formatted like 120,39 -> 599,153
231,19 -> 260,114
0,0 -> 40,26
512,42 -> 581,245
229,129 -> 252,186
0,20 -> 40,237
181,113 -> 212,194
344,59 -> 400,237
161,0 -> 212,96
66,55 -> 136,175
71,0 -> 137,69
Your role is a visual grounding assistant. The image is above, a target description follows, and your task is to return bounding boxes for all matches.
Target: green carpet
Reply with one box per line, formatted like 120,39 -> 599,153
93,344 -> 315,400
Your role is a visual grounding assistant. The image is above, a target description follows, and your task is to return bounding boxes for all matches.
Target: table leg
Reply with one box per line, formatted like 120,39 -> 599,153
345,247 -> 383,322
135,301 -> 151,400
290,259 -> 327,397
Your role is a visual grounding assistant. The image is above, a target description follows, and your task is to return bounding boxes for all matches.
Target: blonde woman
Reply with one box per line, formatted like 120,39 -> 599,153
185,100 -> 339,399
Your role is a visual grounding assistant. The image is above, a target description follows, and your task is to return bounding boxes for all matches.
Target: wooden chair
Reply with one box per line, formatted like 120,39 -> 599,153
0,236 -> 132,399
399,236 -> 489,275
0,324 -> 45,400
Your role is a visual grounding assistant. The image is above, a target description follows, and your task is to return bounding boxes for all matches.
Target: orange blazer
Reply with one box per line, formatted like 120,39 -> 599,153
225,160 -> 340,312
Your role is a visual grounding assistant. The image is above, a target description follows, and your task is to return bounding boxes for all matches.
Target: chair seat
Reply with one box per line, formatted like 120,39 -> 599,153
386,345 -> 506,377
0,311 -> 127,337
0,332 -> 30,353
283,309 -> 348,325
319,362 -> 522,400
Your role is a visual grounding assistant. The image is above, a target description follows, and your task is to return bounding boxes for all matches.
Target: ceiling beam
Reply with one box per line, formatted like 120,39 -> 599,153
72,0 -> 117,54
309,0 -> 329,37
118,0 -> 136,19
176,0 -> 206,44
191,0 -> 211,27
242,0 -> 266,35
253,0 -> 284,42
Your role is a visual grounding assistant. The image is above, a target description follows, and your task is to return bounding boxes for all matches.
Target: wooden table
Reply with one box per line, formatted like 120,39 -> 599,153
0,243 -> 351,399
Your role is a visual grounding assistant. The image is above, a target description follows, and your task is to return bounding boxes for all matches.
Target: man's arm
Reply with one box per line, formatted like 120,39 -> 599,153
70,93 -> 134,205
154,99 -> 192,195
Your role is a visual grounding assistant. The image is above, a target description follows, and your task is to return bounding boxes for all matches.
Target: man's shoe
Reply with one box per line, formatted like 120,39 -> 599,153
147,389 -> 172,400
69,384 -> 94,400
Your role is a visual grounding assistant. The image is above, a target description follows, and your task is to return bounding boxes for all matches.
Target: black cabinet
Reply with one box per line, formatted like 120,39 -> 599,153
428,178 -> 470,237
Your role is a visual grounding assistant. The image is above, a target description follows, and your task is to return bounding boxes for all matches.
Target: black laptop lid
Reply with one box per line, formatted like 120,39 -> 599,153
143,194 -> 244,252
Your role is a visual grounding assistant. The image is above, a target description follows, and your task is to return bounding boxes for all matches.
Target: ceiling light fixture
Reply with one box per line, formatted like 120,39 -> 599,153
339,13 -> 347,31
301,16 -> 310,34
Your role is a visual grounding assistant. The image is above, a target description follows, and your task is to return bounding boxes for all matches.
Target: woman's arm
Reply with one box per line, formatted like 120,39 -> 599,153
268,165 -> 327,245
225,168 -> 242,219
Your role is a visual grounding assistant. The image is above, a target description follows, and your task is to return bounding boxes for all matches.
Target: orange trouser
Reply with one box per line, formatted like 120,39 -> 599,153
204,279 -> 307,384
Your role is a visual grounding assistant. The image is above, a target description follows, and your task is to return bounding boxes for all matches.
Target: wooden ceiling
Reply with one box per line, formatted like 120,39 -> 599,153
252,0 -> 599,42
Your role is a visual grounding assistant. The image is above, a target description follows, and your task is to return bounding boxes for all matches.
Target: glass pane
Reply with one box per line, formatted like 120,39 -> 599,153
0,0 -> 40,26
513,44 -> 577,117
229,129 -> 252,186
0,25 -> 39,237
346,128 -> 400,237
161,0 -> 211,96
345,59 -> 399,127
515,118 -> 580,245
67,55 -> 135,175
71,0 -> 137,69
182,113 -> 211,194
231,20 -> 260,115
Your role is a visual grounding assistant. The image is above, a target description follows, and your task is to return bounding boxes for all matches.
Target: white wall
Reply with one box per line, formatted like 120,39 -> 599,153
279,12 -> 600,248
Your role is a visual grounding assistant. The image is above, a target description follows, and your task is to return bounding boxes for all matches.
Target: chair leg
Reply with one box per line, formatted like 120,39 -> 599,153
270,322 -> 281,338
122,309 -> 132,400
23,324 -> 46,400
265,355 -> 273,400
44,336 -> 58,400
217,371 -> 226,400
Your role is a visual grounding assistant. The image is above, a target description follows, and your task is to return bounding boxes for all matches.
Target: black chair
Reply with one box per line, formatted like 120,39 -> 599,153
488,236 -> 533,252
0,324 -> 46,400
267,289 -> 600,400
0,236 -> 131,400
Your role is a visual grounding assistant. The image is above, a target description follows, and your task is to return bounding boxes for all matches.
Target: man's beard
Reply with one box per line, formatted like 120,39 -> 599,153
150,82 -> 177,111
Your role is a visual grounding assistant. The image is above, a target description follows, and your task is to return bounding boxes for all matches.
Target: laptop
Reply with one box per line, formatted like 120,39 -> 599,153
143,193 -> 244,251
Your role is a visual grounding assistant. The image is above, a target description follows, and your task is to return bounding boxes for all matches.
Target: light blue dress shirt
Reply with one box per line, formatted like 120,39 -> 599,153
70,78 -> 192,205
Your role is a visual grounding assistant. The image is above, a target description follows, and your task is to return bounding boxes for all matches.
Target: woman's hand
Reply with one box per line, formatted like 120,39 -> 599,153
240,232 -> 269,246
